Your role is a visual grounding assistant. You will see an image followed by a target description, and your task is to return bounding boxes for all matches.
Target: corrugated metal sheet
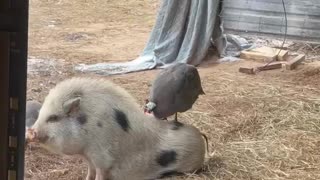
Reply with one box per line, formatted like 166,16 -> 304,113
222,0 -> 320,41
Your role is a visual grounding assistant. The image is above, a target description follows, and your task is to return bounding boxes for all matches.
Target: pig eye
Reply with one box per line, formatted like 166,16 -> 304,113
46,115 -> 59,123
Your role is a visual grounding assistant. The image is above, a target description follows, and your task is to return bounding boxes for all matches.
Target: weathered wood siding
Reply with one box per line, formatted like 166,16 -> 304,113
222,0 -> 320,41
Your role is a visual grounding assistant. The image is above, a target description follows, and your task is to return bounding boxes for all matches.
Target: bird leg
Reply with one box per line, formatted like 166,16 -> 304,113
174,113 -> 178,122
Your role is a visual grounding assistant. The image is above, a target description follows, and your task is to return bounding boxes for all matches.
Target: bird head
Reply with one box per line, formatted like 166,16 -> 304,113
143,99 -> 157,114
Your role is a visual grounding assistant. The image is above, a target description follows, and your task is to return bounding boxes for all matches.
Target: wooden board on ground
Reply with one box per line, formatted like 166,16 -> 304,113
257,61 -> 284,71
239,61 -> 285,75
240,46 -> 288,62
286,54 -> 306,70
239,67 -> 256,74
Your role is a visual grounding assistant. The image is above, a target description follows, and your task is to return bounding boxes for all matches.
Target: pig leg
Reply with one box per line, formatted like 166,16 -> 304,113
85,159 -> 96,180
87,147 -> 113,179
95,168 -> 103,180
81,155 -> 96,180
95,168 -> 111,180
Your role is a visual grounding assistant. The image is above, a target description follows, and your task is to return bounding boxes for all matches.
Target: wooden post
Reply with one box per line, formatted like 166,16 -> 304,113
0,32 -> 10,180
0,0 -> 29,180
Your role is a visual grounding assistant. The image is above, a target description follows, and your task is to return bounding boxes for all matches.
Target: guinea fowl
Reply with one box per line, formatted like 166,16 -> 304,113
144,63 -> 205,122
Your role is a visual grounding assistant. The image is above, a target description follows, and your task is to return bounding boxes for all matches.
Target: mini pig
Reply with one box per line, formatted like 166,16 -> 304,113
26,77 -> 206,180
26,100 -> 42,128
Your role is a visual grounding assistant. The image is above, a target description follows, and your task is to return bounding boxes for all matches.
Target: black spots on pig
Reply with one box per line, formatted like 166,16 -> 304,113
171,121 -> 184,130
77,113 -> 87,125
97,121 -> 103,128
113,109 -> 130,132
156,150 -> 177,167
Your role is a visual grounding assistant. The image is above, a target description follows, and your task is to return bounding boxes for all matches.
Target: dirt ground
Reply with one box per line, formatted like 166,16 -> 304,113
25,0 -> 320,179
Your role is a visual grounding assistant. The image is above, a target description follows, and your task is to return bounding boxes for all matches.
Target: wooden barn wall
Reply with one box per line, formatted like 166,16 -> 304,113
222,0 -> 320,41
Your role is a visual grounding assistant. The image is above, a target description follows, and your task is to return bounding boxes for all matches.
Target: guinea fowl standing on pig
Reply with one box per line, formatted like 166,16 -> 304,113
26,77 -> 206,180
144,63 -> 205,122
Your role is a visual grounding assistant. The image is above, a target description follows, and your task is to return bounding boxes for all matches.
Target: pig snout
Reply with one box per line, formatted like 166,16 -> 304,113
26,128 -> 48,144
26,128 -> 37,143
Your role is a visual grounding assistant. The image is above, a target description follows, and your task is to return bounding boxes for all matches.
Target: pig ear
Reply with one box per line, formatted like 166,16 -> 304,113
63,97 -> 81,114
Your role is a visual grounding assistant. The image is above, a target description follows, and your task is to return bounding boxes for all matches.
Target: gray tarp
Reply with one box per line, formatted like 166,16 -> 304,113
74,0 -> 251,75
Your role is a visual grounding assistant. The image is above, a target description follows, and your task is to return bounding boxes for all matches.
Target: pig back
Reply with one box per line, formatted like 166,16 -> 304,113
158,121 -> 206,173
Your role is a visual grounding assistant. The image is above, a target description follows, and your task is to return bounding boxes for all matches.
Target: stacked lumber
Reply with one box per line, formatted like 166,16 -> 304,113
239,46 -> 305,75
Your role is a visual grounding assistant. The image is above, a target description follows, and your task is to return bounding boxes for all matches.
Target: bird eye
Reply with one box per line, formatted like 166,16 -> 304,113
46,115 -> 59,123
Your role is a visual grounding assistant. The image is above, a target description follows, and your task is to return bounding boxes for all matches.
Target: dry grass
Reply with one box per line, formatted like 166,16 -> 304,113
25,0 -> 320,179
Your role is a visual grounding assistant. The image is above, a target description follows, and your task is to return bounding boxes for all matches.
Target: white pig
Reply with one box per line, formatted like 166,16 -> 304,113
26,77 -> 205,180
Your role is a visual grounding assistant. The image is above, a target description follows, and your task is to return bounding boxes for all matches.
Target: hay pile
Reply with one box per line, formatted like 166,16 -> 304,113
292,61 -> 320,87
